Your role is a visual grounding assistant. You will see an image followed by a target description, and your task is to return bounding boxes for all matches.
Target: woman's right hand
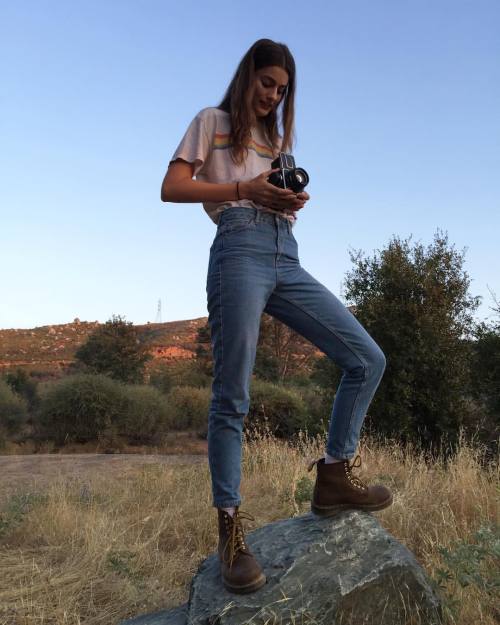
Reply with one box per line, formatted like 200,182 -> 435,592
242,168 -> 302,211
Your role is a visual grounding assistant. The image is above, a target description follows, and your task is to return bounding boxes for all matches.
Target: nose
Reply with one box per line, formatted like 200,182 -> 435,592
266,87 -> 281,102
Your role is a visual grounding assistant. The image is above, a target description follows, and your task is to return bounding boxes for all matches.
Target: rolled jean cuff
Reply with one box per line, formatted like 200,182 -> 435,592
213,499 -> 242,508
325,449 -> 354,460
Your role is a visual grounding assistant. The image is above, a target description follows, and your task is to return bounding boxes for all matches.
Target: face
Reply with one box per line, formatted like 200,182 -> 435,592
250,65 -> 289,122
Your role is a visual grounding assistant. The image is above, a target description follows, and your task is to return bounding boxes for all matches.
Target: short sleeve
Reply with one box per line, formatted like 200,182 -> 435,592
169,113 -> 211,177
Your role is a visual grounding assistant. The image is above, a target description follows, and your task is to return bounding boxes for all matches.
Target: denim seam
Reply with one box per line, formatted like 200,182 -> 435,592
216,267 -> 223,415
338,366 -> 367,456
270,292 -> 368,455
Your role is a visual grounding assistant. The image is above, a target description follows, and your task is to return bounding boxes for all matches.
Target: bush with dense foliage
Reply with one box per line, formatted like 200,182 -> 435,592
37,374 -> 127,444
149,359 -> 211,394
164,385 -> 211,430
247,378 -> 313,438
115,385 -> 170,445
0,378 -> 28,439
3,369 -> 39,410
291,382 -> 332,437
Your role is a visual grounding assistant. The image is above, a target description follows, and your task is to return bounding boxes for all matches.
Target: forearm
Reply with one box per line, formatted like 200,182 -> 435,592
161,179 -> 251,203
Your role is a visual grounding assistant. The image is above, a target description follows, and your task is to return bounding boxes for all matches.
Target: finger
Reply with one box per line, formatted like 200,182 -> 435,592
264,167 -> 280,176
276,188 -> 296,197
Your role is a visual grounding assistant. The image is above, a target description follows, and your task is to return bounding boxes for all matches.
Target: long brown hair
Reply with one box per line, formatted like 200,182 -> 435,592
217,38 -> 296,167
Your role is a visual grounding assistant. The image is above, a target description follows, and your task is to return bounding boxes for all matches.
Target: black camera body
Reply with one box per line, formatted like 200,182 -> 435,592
267,152 -> 309,193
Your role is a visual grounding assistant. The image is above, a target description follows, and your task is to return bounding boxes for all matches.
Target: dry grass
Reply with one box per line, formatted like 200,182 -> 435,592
0,425 -> 498,625
0,430 -> 208,456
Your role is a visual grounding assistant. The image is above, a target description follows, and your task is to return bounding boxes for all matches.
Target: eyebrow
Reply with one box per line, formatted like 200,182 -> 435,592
262,75 -> 288,89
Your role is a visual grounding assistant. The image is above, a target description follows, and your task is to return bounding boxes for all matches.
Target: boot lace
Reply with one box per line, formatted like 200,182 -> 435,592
344,454 -> 368,491
307,454 -> 368,491
221,508 -> 255,570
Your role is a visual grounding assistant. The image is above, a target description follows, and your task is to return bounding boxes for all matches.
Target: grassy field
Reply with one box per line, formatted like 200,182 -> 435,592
0,426 -> 498,625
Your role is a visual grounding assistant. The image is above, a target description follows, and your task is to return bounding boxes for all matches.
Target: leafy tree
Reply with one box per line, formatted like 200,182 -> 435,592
342,229 -> 481,453
471,322 -> 500,414
468,290 -> 500,452
195,321 -> 213,377
0,378 -> 28,436
254,330 -> 280,383
74,314 -> 151,384
4,368 -> 38,410
197,314 -> 317,386
255,313 -> 317,384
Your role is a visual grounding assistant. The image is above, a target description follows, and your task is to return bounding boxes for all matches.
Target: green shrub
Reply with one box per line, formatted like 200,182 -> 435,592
282,372 -> 315,389
189,379 -> 323,440
116,384 -> 170,445
37,374 -> 127,444
3,369 -> 39,410
294,383 -> 332,437
431,522 -> 500,620
165,385 -> 211,430
150,359 -> 212,393
248,378 -> 312,439
0,491 -> 48,539
0,378 -> 28,435
149,363 -> 175,395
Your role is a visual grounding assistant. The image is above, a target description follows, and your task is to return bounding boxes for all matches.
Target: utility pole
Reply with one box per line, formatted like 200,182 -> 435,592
155,299 -> 162,323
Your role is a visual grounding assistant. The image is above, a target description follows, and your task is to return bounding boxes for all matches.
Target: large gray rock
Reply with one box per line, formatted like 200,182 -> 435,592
119,510 -> 443,625
119,604 -> 188,625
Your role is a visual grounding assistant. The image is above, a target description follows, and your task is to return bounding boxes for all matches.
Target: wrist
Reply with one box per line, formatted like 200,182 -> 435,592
238,180 -> 252,201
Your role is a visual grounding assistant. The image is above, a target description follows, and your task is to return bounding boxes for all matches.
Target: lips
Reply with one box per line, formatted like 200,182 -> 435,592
260,101 -> 272,110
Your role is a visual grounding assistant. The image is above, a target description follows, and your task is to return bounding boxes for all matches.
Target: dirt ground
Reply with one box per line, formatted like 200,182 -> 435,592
0,451 -> 207,506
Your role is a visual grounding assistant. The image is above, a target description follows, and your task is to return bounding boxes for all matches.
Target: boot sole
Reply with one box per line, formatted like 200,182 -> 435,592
311,493 -> 393,517
222,571 -> 267,594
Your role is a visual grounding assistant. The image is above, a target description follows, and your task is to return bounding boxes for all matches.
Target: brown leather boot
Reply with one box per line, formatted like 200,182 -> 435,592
307,454 -> 393,517
217,506 -> 266,593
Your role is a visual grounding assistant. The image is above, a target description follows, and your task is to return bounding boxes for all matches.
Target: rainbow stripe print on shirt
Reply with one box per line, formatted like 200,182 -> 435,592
213,133 -> 274,160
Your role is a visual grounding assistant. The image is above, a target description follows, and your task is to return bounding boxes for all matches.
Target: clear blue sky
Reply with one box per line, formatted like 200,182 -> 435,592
1,1 -> 499,330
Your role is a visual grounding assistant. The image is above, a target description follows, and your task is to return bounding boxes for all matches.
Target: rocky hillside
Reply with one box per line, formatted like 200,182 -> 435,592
0,317 -> 208,376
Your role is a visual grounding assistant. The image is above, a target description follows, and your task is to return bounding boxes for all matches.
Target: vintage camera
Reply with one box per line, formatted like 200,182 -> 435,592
267,152 -> 309,193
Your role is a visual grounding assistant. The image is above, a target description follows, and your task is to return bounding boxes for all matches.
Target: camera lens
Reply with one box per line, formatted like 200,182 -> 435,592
287,167 -> 309,192
295,170 -> 308,185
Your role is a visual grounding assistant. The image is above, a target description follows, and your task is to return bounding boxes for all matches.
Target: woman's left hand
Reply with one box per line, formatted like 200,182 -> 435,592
291,190 -> 310,211
268,190 -> 310,212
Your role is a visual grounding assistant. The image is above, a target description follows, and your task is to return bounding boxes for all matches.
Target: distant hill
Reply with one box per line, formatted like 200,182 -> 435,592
0,317 -> 208,377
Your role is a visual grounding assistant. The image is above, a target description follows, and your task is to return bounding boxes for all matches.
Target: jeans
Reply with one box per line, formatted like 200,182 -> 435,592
206,206 -> 386,508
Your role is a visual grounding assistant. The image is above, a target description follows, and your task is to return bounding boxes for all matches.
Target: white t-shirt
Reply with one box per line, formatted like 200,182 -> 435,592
168,107 -> 297,226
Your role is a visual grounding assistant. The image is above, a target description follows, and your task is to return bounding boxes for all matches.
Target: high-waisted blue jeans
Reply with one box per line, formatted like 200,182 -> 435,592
206,205 -> 386,508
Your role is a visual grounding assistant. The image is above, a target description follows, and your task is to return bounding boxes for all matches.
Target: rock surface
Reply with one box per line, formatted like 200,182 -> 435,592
119,510 -> 443,625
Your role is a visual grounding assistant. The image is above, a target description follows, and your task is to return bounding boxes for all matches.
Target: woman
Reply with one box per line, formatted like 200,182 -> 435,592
161,38 -> 393,595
